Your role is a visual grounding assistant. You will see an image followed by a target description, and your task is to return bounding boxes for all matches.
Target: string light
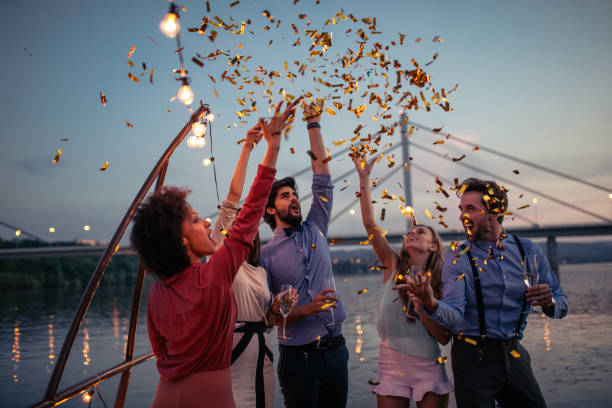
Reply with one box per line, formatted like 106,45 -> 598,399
15,229 -> 21,237
49,227 -> 56,233
192,122 -> 206,137
206,113 -> 215,122
81,389 -> 94,403
186,135 -> 206,148
83,225 -> 91,231
159,3 -> 180,38
176,78 -> 194,106
202,157 -> 213,167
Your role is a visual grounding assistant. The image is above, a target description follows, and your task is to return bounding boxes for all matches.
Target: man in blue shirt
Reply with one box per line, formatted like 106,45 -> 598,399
260,101 -> 349,408
406,178 -> 567,408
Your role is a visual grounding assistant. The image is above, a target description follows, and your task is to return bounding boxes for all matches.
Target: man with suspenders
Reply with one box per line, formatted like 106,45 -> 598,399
408,178 -> 567,407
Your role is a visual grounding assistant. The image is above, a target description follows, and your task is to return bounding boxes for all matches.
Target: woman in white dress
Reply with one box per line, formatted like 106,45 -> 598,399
353,156 -> 453,408
210,124 -> 276,408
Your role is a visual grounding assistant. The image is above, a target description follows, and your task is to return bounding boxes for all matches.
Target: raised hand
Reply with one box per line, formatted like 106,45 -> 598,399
244,123 -> 263,149
353,155 -> 377,180
304,288 -> 338,316
259,100 -> 299,147
302,98 -> 324,124
394,272 -> 437,312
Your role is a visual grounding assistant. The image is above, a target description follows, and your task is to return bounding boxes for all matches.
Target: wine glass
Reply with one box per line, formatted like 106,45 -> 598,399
402,265 -> 422,314
279,284 -> 293,340
326,277 -> 341,326
523,254 -> 539,288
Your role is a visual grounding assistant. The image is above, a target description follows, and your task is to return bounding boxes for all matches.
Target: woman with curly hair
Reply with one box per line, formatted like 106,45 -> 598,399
353,156 -> 453,408
130,101 -> 296,408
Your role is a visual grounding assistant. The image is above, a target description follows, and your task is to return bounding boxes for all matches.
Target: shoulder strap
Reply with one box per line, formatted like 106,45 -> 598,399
511,234 -> 529,339
462,245 -> 486,339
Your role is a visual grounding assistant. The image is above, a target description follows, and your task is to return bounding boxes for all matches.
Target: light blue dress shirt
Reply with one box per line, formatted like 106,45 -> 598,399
261,174 -> 346,346
429,234 -> 568,340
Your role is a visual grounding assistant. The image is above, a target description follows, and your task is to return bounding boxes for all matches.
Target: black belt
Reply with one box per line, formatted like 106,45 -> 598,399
231,321 -> 273,408
280,335 -> 345,352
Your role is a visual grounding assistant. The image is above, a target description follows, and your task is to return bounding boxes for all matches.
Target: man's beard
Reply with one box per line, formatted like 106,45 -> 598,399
278,208 -> 302,227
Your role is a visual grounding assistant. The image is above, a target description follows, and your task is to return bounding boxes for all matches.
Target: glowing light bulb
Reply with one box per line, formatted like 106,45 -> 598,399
192,122 -> 206,137
83,225 -> 91,231
206,113 -> 215,122
82,389 -> 94,403
349,209 -> 356,216
177,85 -> 194,106
15,229 -> 21,237
202,158 -> 212,167
186,135 -> 205,148
532,198 -> 538,204
160,12 -> 180,38
49,227 -> 56,233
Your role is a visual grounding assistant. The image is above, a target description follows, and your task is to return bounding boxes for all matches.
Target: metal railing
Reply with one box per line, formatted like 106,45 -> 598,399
30,104 -> 209,408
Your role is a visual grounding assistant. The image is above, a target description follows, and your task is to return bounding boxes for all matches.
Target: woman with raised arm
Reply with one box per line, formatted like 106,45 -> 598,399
130,101 -> 296,408
353,156 -> 453,408
209,122 -> 289,408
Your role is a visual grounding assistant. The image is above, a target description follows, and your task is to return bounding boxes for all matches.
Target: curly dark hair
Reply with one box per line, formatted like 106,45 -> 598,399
130,186 -> 192,280
460,177 -> 509,224
263,177 -> 298,231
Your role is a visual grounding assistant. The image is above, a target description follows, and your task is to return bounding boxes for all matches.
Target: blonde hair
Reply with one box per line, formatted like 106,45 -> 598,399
396,225 -> 445,320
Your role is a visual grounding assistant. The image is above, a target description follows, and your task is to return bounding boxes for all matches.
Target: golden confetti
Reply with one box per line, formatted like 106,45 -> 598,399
452,154 -> 466,162
100,92 -> 107,106
229,0 -> 239,7
318,195 -> 328,202
358,288 -> 368,295
473,145 -> 480,152
221,229 -> 228,236
290,147 -> 295,154
433,140 -> 444,145
52,149 -> 62,164
325,107 -> 336,116
321,302 -> 334,310
99,161 -> 109,171
432,36 -> 444,42
329,238 -> 343,246
380,208 -> 386,220
128,73 -> 140,83
517,204 -> 530,210
436,356 -> 447,364
149,69 -> 155,84
311,244 -> 317,251
125,119 -> 134,127
458,184 -> 468,196
510,349 -> 521,359
456,273 -> 465,281
425,209 -> 434,219
127,45 -> 135,58
464,337 -> 477,346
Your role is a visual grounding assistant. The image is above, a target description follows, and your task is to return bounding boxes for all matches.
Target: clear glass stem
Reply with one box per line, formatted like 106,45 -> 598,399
282,315 -> 287,340
330,306 -> 335,324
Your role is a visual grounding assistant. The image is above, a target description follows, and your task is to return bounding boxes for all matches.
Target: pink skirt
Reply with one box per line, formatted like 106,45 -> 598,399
151,368 -> 235,408
372,338 -> 453,402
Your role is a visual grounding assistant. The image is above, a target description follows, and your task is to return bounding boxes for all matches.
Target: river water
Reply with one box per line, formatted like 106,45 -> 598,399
1,262 -> 611,407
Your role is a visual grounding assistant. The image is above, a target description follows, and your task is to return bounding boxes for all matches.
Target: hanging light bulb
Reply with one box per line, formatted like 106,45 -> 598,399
177,82 -> 194,106
159,4 -> 180,38
186,135 -> 206,148
192,122 -> 206,137
202,157 -> 212,167
206,112 -> 215,122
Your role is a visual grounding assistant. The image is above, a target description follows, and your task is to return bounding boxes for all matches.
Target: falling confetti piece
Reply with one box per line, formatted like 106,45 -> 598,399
100,161 -> 109,171
59,138 -> 70,142
52,149 -> 62,164
510,349 -> 521,359
425,209 -> 434,219
380,208 -> 386,220
456,273 -> 465,281
358,288 -> 368,295
321,302 -> 334,310
318,195 -> 328,202
229,0 -> 239,7
150,69 -> 155,84
458,184 -> 468,196
307,150 -> 318,160
432,36 -> 444,42
221,229 -> 228,236
517,204 -> 530,210
128,73 -> 140,83
436,356 -> 447,364
290,147 -> 295,154
125,119 -> 134,127
513,170 -> 520,175
127,45 -> 135,58
100,92 -> 107,106
464,337 -> 477,346
452,154 -> 465,162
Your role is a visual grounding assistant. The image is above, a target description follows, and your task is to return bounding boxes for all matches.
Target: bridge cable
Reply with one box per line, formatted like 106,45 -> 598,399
408,120 -> 612,194
410,141 -> 612,223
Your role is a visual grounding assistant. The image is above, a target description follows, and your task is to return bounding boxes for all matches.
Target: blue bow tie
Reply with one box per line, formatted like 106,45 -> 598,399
284,224 -> 303,237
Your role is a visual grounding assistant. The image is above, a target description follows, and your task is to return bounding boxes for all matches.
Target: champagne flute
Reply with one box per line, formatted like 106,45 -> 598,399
403,265 -> 422,315
326,277 -> 341,326
523,254 -> 539,288
280,284 -> 293,340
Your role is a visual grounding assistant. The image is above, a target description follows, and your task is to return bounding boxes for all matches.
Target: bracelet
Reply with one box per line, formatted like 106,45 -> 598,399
307,122 -> 321,130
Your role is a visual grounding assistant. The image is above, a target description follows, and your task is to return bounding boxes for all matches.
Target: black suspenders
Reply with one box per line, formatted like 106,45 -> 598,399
463,234 -> 528,341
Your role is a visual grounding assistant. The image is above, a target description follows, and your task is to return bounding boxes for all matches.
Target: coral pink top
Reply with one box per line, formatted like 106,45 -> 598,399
146,165 -> 276,381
